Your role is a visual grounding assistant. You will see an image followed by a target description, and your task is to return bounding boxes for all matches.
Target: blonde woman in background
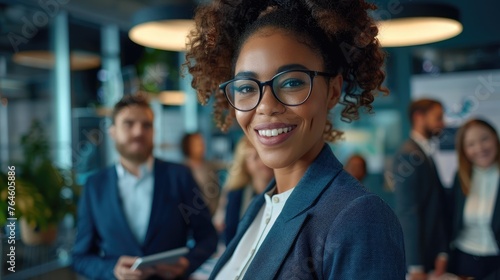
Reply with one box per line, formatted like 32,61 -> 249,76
215,136 -> 274,245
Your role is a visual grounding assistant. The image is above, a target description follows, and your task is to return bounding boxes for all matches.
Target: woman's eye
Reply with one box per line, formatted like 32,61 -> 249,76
281,78 -> 305,88
480,135 -> 490,142
235,83 -> 258,94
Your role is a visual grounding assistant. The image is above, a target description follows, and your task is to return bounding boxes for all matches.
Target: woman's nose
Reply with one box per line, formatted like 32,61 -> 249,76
255,85 -> 285,115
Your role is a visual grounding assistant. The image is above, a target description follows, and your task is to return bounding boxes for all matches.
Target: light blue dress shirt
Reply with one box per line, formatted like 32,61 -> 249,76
116,157 -> 154,244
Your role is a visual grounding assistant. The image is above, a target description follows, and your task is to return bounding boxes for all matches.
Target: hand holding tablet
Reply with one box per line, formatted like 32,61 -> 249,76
130,247 -> 189,271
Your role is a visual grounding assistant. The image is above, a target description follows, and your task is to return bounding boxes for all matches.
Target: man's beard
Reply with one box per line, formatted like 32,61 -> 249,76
115,141 -> 152,163
424,126 -> 442,138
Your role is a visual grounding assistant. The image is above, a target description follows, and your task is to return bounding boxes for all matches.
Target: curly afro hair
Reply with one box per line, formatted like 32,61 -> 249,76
184,0 -> 388,142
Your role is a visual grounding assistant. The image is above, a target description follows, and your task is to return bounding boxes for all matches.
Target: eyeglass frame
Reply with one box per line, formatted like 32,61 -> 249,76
219,69 -> 338,112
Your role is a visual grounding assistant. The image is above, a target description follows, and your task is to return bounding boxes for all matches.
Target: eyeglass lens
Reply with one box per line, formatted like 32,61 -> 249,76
224,70 -> 312,111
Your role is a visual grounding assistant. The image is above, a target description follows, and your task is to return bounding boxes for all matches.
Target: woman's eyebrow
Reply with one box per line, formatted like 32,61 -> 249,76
277,64 -> 308,72
234,64 -> 309,79
234,71 -> 257,79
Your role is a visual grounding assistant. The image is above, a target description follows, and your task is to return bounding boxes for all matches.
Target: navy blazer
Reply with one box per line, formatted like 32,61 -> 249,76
392,139 -> 448,271
449,173 -> 500,250
72,158 -> 218,280
210,145 -> 406,279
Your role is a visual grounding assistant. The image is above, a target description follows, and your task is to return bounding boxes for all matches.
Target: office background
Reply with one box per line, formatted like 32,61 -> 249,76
1,0 -> 500,278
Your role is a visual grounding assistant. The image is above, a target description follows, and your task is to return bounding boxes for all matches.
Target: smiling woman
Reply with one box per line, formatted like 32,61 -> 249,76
185,0 -> 405,279
448,119 -> 500,279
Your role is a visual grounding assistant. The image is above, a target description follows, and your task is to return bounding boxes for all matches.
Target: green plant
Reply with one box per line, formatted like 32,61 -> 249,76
136,48 -> 179,94
0,120 -> 80,230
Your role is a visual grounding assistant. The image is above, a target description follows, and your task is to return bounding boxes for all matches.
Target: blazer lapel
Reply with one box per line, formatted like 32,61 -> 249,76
107,167 -> 142,254
455,185 -> 467,237
243,213 -> 310,279
409,139 -> 437,175
491,179 -> 500,237
245,145 -> 342,279
279,144 -> 341,222
209,194 -> 266,279
142,159 -> 163,249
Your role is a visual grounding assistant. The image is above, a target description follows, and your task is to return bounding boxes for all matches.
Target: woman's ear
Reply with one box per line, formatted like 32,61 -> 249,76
327,75 -> 342,110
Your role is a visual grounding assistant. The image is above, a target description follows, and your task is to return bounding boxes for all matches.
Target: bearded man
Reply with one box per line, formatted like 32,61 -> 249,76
72,94 -> 217,280
392,98 -> 449,280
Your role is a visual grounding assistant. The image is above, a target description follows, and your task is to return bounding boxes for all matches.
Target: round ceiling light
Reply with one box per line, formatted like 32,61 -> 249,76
129,5 -> 196,52
377,3 -> 462,47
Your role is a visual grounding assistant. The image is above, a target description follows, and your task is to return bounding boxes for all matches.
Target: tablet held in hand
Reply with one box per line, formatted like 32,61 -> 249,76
131,247 -> 189,271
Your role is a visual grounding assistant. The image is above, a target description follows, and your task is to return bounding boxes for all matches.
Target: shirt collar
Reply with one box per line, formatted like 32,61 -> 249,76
116,156 -> 154,178
411,130 -> 436,156
264,185 -> 295,203
473,164 -> 499,175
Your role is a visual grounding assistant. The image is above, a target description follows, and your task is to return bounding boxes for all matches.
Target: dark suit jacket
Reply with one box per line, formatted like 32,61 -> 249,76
392,139 -> 448,272
449,173 -> 500,251
224,188 -> 247,246
72,158 -> 218,280
210,145 -> 406,279
224,187 -> 258,246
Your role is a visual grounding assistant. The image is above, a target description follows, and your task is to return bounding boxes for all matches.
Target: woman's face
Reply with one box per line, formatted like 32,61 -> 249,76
234,28 -> 341,170
463,124 -> 498,168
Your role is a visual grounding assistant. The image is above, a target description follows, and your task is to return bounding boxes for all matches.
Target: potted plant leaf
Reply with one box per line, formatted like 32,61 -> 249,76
0,120 -> 80,245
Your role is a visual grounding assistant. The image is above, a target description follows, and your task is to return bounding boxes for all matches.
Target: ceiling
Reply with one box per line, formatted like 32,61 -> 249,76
0,0 -> 498,96
0,0 -> 496,48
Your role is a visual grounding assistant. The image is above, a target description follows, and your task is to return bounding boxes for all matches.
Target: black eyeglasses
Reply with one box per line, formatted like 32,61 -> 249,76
219,69 -> 337,112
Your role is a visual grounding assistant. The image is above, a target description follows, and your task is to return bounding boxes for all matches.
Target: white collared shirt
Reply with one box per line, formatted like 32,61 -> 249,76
116,157 -> 154,244
455,165 -> 499,256
411,130 -> 438,157
216,186 -> 295,280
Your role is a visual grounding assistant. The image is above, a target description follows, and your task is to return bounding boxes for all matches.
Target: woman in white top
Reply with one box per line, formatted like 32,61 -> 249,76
449,118 -> 500,279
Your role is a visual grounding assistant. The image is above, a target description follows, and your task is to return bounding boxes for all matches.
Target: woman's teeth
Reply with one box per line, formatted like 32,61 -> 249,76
258,127 -> 293,137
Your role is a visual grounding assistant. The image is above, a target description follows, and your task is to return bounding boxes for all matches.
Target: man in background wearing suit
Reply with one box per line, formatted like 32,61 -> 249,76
392,99 -> 448,280
72,94 -> 218,280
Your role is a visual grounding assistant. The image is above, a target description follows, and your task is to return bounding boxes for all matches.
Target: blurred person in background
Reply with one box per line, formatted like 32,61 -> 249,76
344,154 -> 367,182
72,94 -> 218,280
392,98 -> 449,280
448,119 -> 500,279
181,132 -> 221,216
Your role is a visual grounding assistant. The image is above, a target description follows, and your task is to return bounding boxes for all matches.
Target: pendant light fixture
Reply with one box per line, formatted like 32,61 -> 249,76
128,3 -> 196,52
129,2 -> 462,51
377,2 -> 462,47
